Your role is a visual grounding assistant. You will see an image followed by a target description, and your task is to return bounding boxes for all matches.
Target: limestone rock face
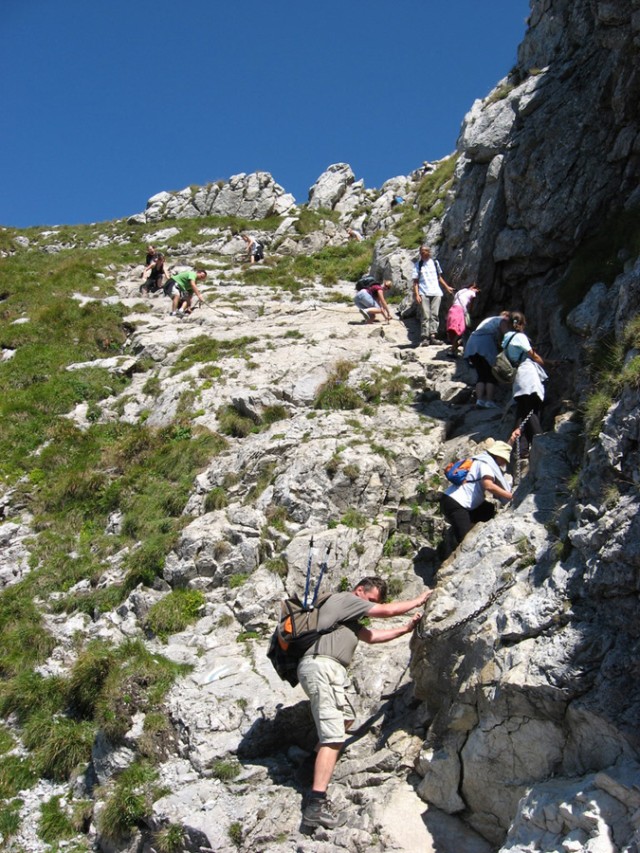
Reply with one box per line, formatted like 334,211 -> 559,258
439,0 -> 640,313
409,257 -> 640,848
142,171 -> 296,222
307,163 -> 356,210
5,2 -> 640,852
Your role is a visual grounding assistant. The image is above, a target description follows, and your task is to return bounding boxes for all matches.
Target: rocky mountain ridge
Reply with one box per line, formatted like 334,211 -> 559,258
1,0 -> 639,851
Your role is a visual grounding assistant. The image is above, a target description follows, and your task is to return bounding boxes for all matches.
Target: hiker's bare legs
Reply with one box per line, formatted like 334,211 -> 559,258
312,718 -> 353,791
312,744 -> 341,793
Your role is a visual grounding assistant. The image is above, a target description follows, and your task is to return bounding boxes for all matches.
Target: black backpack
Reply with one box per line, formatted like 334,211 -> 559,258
355,273 -> 377,291
267,593 -> 335,687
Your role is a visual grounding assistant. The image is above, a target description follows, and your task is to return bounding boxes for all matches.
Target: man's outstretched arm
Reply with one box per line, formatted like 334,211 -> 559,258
366,589 -> 431,618
358,611 -> 423,645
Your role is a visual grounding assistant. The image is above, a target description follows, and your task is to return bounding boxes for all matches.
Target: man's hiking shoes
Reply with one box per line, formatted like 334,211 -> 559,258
302,796 -> 341,829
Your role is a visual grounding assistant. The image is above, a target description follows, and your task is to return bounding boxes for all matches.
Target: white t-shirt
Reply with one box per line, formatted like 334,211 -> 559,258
413,258 -> 443,297
445,452 -> 511,510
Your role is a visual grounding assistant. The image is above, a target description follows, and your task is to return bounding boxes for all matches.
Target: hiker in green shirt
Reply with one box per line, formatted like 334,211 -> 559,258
164,269 -> 207,315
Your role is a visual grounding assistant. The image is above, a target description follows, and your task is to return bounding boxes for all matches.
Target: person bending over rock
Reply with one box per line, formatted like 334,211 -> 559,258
464,311 -> 510,408
164,269 -> 207,315
354,280 -> 392,324
298,577 -> 431,829
241,233 -> 264,263
440,440 -> 513,545
140,252 -> 168,295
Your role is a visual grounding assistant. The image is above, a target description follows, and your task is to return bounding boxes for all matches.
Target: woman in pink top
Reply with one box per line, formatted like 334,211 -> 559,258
446,283 -> 479,356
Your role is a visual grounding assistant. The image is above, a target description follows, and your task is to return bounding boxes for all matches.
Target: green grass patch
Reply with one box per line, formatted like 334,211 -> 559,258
0,799 -> 23,844
13,420 -> 226,616
0,754 -> 38,798
143,590 -> 205,641
97,761 -> 164,842
204,486 -> 228,512
340,509 -> 367,529
170,335 -> 258,375
0,725 -> 14,755
392,156 -> 458,249
210,759 -> 242,781
153,823 -> 186,853
383,533 -> 413,557
38,795 -> 77,844
314,360 -> 364,410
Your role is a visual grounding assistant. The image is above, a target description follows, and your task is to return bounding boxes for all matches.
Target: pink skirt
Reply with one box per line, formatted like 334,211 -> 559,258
447,304 -> 466,337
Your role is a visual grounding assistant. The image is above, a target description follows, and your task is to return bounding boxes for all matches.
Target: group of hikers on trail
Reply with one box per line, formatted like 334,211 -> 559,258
139,232 -> 264,314
140,244 -> 207,315
284,247 -> 550,829
353,243 -> 548,495
137,234 -> 551,833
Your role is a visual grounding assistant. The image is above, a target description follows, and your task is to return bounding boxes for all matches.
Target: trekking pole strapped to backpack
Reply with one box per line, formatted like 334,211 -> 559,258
302,536 -> 315,608
267,538 -> 336,687
310,543 -> 332,607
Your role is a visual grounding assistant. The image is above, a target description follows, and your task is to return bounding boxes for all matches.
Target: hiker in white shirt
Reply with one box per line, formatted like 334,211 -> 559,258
412,245 -> 453,346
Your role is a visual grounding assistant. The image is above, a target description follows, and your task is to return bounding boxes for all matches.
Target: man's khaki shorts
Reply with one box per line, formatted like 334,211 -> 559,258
297,655 -> 356,745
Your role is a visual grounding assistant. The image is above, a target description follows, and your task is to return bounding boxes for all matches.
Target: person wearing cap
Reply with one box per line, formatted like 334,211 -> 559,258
440,440 -> 514,544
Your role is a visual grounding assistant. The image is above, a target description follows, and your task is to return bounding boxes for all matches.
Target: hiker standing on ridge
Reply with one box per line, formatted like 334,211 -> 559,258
412,245 -> 453,346
297,577 -> 431,829
164,269 -> 207,315
241,233 -> 264,263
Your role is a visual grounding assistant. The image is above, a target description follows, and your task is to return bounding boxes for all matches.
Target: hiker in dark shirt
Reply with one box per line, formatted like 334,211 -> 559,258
140,252 -> 168,295
297,577 -> 430,829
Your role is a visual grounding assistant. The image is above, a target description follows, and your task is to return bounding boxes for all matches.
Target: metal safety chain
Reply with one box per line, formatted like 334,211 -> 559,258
415,574 -> 516,641
513,409 -> 534,487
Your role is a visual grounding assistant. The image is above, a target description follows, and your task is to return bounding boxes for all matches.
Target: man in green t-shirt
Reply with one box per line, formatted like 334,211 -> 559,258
298,576 -> 431,829
164,269 -> 207,315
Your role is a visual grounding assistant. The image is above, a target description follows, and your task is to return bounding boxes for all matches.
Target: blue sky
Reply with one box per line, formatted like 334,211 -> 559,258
1,0 -> 530,228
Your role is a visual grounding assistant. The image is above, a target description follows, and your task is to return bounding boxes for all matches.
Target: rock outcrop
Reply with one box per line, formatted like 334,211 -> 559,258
135,171 -> 296,223
2,2 -> 640,852
439,0 -> 640,323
